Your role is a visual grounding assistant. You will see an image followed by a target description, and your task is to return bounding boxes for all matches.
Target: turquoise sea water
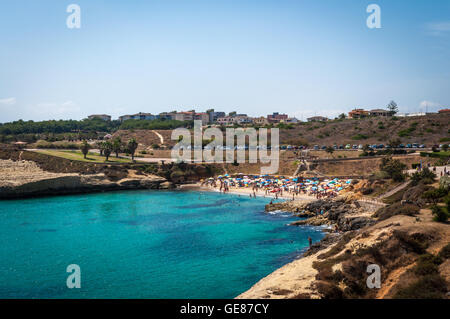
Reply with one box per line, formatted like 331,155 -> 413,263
0,190 -> 324,299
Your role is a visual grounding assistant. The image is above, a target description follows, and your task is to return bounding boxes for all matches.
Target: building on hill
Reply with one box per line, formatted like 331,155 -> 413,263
348,109 -> 369,119
216,116 -> 235,126
216,114 -> 252,126
285,117 -> 299,123
88,114 -> 111,121
267,112 -> 288,123
307,116 -> 328,122
157,112 -> 176,120
119,112 -> 155,122
173,111 -> 194,122
208,111 -> 226,123
193,112 -> 210,125
252,116 -> 269,126
369,109 -> 391,117
438,109 -> 450,114
234,114 -> 252,125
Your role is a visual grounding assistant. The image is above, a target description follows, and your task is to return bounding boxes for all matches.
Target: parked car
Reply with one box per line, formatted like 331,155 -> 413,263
314,145 -> 320,150
345,144 -> 351,149
338,145 -> 344,149
419,144 -> 425,148
378,144 -> 384,149
399,144 -> 405,148
406,144 -> 412,148
358,144 -> 364,149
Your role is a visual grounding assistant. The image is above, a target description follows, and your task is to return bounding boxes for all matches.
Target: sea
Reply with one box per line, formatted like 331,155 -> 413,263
0,190 -> 324,298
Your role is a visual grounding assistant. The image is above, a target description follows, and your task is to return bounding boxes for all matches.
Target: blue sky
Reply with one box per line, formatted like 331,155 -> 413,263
0,0 -> 449,122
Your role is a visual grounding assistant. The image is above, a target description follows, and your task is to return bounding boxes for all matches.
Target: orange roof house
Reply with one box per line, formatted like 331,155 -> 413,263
348,109 -> 369,119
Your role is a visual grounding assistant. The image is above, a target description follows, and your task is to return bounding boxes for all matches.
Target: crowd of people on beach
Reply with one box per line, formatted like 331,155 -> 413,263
200,174 -> 352,200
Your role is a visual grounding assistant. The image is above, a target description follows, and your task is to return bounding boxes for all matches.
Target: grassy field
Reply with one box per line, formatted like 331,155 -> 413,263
34,150 -> 134,163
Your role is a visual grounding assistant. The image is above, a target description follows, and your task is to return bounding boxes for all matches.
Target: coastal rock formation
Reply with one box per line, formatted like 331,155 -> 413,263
239,208 -> 450,299
0,159 -> 171,199
266,198 -> 376,232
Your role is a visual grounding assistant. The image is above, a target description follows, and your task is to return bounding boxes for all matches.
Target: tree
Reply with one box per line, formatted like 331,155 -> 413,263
411,167 -> 437,186
442,144 -> 449,152
325,146 -> 335,158
103,141 -> 113,161
338,113 -> 346,120
387,101 -> 398,115
388,138 -> 402,149
112,137 -> 122,158
423,188 -> 448,205
379,156 -> 407,182
96,141 -> 104,156
128,138 -> 138,161
80,140 -> 90,159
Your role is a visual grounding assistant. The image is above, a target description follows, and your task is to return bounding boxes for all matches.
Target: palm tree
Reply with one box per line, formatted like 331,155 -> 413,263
80,140 -> 90,159
103,141 -> 113,161
112,137 -> 122,158
128,138 -> 138,161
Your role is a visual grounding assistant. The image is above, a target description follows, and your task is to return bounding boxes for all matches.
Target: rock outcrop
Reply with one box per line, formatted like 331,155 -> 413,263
266,198 -> 376,231
0,159 -> 171,199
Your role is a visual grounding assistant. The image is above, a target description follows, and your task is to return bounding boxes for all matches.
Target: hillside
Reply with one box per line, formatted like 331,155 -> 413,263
280,113 -> 450,146
108,114 -> 449,150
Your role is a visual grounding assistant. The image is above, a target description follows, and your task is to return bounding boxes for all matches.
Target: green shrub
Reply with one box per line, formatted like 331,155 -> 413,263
422,188 -> 448,204
374,203 -> 420,221
431,205 -> 449,223
394,274 -> 447,299
438,243 -> 450,259
352,134 -> 368,140
392,230 -> 428,254
410,167 -> 436,186
414,254 -> 442,276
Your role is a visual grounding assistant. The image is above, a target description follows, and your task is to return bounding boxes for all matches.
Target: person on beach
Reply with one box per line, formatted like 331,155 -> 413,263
308,236 -> 312,248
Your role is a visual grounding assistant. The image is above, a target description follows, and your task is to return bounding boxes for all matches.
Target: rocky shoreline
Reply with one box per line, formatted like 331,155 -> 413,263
0,159 -> 173,199
239,183 -> 450,299
265,197 -> 377,231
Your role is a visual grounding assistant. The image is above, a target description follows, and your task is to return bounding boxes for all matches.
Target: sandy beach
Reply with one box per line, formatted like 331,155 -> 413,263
181,182 -> 318,202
